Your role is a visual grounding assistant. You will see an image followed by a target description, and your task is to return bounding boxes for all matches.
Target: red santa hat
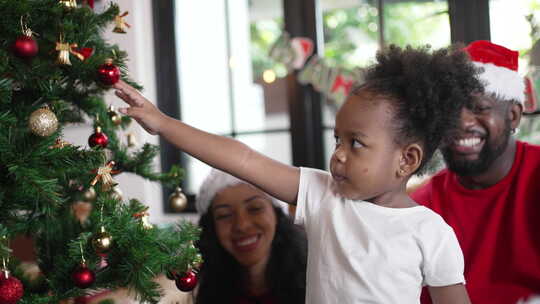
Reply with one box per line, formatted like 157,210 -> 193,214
463,40 -> 525,104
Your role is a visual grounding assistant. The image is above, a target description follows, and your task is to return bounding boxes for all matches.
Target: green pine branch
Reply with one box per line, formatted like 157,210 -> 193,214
0,1 -> 199,303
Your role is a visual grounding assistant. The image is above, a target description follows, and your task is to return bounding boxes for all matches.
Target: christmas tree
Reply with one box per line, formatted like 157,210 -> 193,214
0,0 -> 201,303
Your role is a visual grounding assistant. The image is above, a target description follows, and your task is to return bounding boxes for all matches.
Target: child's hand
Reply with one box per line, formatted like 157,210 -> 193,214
113,80 -> 168,135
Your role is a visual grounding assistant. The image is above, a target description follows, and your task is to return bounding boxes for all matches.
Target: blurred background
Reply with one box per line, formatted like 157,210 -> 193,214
64,0 -> 540,224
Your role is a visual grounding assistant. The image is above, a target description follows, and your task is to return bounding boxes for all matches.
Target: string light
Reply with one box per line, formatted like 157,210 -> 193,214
368,22 -> 378,32
229,56 -> 236,69
263,69 -> 276,83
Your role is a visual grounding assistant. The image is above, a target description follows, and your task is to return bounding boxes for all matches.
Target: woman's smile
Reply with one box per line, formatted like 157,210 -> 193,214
233,234 -> 260,252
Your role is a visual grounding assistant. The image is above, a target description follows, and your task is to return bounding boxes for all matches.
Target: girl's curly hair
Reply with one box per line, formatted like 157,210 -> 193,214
195,205 -> 307,304
353,44 -> 483,175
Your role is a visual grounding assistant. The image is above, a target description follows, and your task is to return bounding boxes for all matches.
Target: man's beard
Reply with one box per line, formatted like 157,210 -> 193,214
441,119 -> 512,177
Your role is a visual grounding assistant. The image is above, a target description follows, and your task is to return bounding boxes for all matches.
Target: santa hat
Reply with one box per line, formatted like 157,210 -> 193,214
463,40 -> 525,104
196,168 -> 278,215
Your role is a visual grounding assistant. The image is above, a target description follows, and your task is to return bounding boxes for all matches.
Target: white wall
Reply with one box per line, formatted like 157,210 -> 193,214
63,0 -> 198,225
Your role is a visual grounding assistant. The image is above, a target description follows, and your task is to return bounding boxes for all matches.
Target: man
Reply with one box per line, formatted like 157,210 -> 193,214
413,40 -> 540,304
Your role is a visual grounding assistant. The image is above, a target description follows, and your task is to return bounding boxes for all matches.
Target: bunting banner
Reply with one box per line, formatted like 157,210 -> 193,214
525,76 -> 538,113
269,32 -> 540,113
269,32 -> 364,107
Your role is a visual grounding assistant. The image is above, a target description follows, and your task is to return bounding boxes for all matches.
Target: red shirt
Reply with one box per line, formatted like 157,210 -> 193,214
412,141 -> 540,304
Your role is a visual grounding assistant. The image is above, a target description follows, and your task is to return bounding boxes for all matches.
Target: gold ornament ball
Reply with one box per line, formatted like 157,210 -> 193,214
91,227 -> 113,254
110,112 -> 122,126
59,0 -> 77,8
29,107 -> 58,137
108,106 -> 122,126
169,187 -> 188,212
83,186 -> 97,202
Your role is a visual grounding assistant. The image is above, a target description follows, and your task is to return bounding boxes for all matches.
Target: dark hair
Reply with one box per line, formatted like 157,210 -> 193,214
195,205 -> 307,304
352,44 -> 483,175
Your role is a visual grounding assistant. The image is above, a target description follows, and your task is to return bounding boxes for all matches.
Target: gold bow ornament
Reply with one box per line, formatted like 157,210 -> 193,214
56,38 -> 84,65
90,161 -> 118,191
133,207 -> 153,229
113,11 -> 131,33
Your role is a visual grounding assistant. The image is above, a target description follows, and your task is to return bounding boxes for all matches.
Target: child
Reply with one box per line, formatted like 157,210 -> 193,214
114,45 -> 481,304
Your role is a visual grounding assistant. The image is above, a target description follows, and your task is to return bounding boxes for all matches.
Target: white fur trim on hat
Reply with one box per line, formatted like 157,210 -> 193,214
517,295 -> 540,304
474,61 -> 525,104
195,169 -> 245,214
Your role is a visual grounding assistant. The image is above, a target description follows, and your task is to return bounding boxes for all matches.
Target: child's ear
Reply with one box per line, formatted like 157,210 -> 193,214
397,143 -> 423,177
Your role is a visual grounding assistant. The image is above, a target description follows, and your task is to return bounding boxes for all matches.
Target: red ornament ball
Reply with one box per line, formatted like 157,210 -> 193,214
175,270 -> 198,292
0,273 -> 24,304
97,59 -> 120,85
88,127 -> 108,148
71,264 -> 95,289
13,34 -> 38,58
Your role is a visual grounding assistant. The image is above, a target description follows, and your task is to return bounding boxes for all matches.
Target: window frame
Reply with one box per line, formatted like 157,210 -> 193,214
152,0 -> 491,213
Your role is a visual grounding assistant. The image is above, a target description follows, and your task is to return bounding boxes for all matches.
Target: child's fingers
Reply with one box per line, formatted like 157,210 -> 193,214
114,89 -> 142,107
119,106 -> 146,118
113,80 -> 145,107
115,80 -> 144,100
114,90 -> 134,105
114,90 -> 146,108
113,79 -> 130,91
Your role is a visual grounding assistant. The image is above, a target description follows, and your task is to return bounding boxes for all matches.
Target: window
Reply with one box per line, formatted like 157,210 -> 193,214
490,0 -> 540,142
173,1 -> 291,196
153,0 -> 512,212
321,0 -> 451,168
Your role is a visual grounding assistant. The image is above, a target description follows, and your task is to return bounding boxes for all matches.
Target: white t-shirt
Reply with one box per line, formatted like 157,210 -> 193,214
294,168 -> 465,304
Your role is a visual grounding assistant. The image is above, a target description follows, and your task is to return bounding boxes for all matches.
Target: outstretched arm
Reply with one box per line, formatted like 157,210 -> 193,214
428,284 -> 471,304
113,80 -> 300,204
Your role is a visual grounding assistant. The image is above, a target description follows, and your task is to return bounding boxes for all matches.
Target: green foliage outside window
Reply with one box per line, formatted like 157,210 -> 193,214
384,2 -> 450,49
250,19 -> 284,81
517,0 -> 540,144
323,4 -> 379,68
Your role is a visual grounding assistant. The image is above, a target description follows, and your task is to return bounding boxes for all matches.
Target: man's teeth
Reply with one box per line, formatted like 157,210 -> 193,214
237,236 -> 258,246
457,138 -> 481,147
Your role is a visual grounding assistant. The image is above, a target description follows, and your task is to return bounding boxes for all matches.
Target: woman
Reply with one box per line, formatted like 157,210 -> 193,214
195,169 -> 307,304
